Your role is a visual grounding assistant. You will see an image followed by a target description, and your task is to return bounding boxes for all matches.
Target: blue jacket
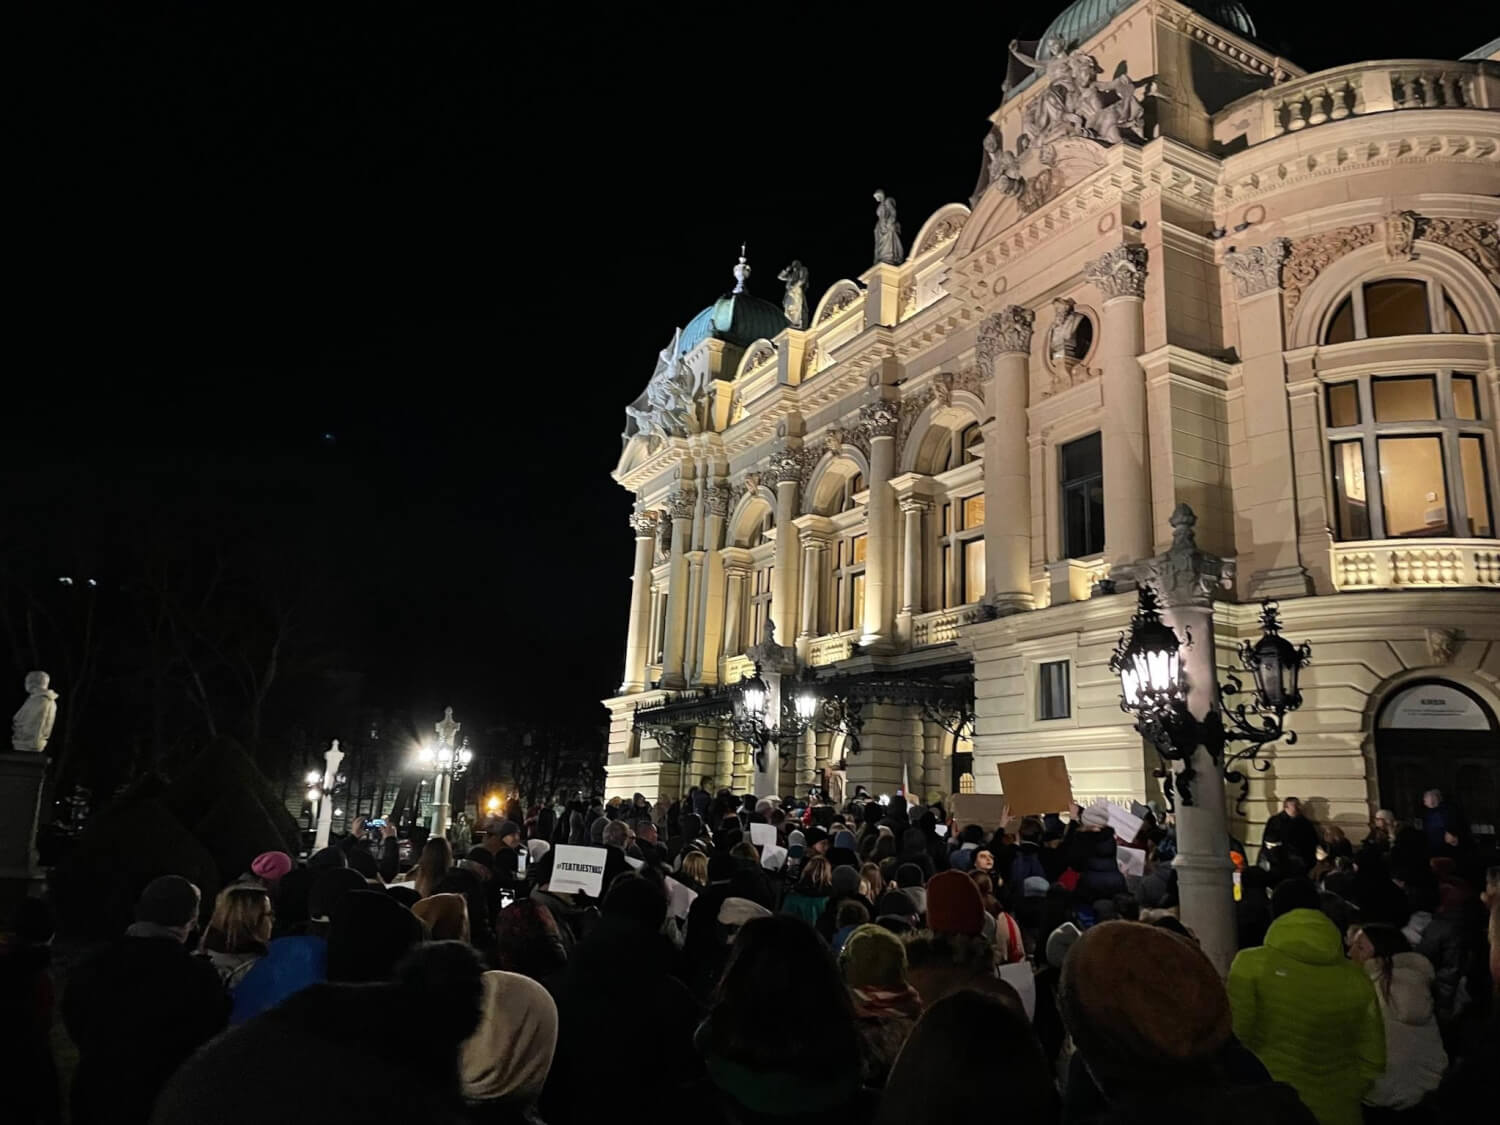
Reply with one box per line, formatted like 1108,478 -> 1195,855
230,936 -> 326,1025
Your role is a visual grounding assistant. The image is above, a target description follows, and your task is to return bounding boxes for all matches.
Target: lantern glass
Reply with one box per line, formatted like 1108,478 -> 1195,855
740,671 -> 767,718
419,744 -> 436,765
458,747 -> 473,766
305,770 -> 321,785
794,687 -> 817,723
1250,632 -> 1296,709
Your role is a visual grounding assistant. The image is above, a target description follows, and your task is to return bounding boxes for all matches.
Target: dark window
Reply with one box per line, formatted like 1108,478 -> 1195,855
1325,296 -> 1356,344
1061,432 -> 1105,558
1331,440 -> 1370,541
1037,661 -> 1071,720
1363,280 -> 1430,337
1326,382 -> 1360,427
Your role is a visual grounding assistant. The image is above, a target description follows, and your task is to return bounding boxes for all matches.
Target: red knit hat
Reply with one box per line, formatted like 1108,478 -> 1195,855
924,869 -> 986,936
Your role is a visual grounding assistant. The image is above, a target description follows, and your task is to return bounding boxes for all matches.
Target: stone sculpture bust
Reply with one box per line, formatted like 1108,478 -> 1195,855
12,670 -> 58,754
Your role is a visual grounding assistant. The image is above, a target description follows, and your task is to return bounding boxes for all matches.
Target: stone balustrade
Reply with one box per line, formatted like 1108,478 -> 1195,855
912,605 -> 988,647
722,653 -> 754,684
1332,539 -> 1500,591
807,630 -> 859,666
1213,59 -> 1499,148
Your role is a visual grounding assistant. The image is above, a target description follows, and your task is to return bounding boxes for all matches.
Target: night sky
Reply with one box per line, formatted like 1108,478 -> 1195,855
6,4 -> 1486,757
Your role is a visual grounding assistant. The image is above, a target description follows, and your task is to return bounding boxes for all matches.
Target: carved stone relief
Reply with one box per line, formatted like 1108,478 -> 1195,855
1086,245 -> 1149,299
1223,237 -> 1292,297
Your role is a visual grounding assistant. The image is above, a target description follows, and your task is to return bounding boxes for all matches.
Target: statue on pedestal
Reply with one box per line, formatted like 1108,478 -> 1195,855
12,671 -> 58,754
873,190 -> 904,266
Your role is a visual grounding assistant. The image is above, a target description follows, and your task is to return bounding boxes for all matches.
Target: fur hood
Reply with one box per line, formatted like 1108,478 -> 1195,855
1365,952 -> 1435,1025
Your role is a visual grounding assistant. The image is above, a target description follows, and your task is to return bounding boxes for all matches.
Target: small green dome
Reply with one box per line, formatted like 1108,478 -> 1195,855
1038,0 -> 1256,57
679,252 -> 787,354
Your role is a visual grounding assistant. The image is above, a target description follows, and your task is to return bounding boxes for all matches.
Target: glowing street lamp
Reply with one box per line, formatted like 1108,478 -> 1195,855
410,707 -> 471,840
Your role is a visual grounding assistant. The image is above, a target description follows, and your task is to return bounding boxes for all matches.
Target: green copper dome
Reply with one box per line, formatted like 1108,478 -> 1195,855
679,251 -> 788,354
1038,0 -> 1256,58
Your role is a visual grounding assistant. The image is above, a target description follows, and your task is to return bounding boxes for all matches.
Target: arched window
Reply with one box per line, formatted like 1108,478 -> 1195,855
930,421 -> 984,473
959,423 -> 984,466
1323,276 -> 1467,343
1326,372 -> 1493,540
747,509 -> 774,548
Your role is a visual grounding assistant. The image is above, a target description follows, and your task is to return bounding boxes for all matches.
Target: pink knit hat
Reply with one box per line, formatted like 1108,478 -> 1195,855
251,851 -> 293,882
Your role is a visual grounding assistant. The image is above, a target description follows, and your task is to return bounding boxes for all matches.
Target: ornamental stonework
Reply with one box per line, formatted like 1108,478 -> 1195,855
977,305 -> 1034,376
858,400 -> 900,440
630,510 -> 659,536
1422,217 -> 1500,288
1085,245 -> 1148,299
668,488 -> 697,521
768,445 -> 810,488
1281,223 -> 1376,329
704,484 -> 733,517
1223,238 -> 1291,297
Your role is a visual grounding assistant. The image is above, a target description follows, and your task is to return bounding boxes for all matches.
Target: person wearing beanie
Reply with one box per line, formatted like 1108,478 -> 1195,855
460,969 -> 558,1119
894,862 -> 927,918
249,851 -> 293,885
308,866 -> 368,931
1228,907 -> 1384,1125
482,819 -> 524,906
925,869 -> 985,937
326,890 -> 424,983
62,876 -> 227,1125
839,924 -> 922,1086
1060,921 -> 1313,1124
307,846 -> 347,871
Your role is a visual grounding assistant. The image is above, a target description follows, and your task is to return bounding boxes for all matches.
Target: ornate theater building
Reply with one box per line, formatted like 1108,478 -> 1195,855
603,0 -> 1500,852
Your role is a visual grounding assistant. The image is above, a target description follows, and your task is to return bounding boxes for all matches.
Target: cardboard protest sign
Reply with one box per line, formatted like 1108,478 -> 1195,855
749,822 -> 778,849
950,793 -> 1011,833
1116,844 -> 1146,878
549,844 -> 607,897
996,756 -> 1073,816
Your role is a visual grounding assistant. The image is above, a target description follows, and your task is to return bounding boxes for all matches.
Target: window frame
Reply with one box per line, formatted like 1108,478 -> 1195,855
1323,276 -> 1465,342
1321,369 -> 1494,541
834,532 -> 867,632
1059,431 -> 1105,559
938,492 -> 985,609
1036,659 -> 1072,721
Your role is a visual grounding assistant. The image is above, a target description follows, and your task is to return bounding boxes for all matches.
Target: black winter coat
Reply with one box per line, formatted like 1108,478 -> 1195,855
63,933 -> 228,1125
1074,829 -> 1128,903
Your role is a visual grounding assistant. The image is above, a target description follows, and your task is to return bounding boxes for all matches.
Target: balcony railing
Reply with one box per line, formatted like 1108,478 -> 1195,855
912,604 -> 991,647
1332,539 -> 1500,591
1214,59 -> 1499,147
808,630 -> 859,666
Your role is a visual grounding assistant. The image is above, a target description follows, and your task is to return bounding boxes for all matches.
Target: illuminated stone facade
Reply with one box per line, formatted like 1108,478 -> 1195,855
605,0 -> 1500,850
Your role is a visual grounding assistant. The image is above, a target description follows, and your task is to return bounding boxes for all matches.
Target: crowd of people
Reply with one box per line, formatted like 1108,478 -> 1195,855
2,778 -> 1497,1125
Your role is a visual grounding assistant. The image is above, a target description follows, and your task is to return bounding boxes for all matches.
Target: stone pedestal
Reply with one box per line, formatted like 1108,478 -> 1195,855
0,752 -> 48,903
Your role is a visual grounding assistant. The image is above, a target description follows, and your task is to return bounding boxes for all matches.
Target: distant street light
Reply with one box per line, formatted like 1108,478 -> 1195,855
411,707 -> 471,840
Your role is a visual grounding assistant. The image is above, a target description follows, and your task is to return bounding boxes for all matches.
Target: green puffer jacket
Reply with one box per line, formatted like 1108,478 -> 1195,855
1228,908 -> 1385,1125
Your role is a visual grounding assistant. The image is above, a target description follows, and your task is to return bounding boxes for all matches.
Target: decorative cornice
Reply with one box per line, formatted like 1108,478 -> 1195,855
1223,237 -> 1291,297
917,216 -> 963,254
817,286 -> 861,324
977,305 -> 1034,374
857,400 -> 900,440
1086,244 -> 1149,299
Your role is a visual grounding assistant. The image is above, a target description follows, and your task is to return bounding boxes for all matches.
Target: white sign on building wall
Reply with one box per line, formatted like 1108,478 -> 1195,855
1378,684 -> 1492,731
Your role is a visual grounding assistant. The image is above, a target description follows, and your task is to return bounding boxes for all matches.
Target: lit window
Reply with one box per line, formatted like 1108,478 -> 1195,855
835,533 -> 867,632
748,565 -> 773,646
1060,433 -> 1105,558
1324,372 -> 1493,541
958,772 -> 976,794
1037,660 -> 1071,720
1321,277 -> 1467,343
939,494 -> 985,610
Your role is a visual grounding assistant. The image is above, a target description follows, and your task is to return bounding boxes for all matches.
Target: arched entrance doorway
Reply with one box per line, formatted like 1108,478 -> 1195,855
1376,679 -> 1499,844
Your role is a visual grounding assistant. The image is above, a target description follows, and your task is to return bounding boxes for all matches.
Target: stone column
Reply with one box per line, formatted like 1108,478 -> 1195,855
1224,239 -> 1313,598
0,752 -> 48,893
769,447 -> 804,645
695,484 -> 732,683
1087,245 -> 1153,566
978,305 -> 1036,610
620,510 -> 658,693
860,401 -> 900,649
683,551 -> 704,686
659,487 -> 696,689
1143,503 -> 1237,976
900,501 -> 924,642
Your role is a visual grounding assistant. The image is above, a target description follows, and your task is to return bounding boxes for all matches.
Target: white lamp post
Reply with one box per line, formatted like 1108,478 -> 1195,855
311,739 -> 345,850
417,707 -> 472,841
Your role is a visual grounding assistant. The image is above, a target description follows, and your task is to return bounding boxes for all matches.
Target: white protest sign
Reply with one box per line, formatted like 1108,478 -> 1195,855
1091,798 -> 1144,845
933,824 -> 949,838
549,844 -> 607,897
760,843 -> 788,871
664,876 -> 697,920
999,961 -> 1036,1021
749,822 -> 778,850
624,855 -> 644,871
1116,844 -> 1146,879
